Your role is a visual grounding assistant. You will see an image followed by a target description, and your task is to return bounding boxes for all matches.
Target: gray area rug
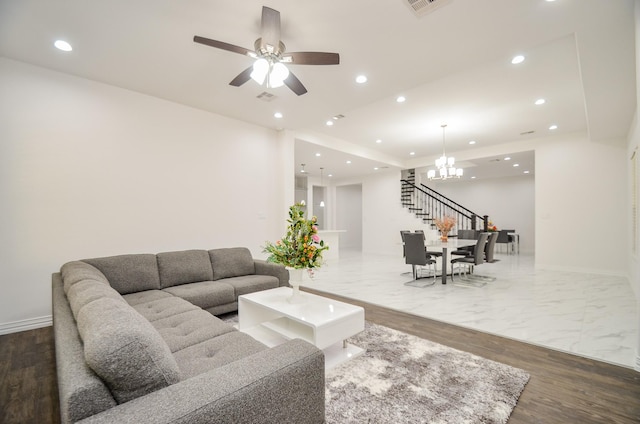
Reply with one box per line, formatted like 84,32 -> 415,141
219,314 -> 529,423
326,322 -> 529,424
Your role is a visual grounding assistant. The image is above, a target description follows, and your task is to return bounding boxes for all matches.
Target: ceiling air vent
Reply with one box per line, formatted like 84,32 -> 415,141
404,0 -> 453,17
257,92 -> 276,102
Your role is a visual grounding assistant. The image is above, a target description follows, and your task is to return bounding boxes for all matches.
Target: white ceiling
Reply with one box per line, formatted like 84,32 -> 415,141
0,0 -> 636,181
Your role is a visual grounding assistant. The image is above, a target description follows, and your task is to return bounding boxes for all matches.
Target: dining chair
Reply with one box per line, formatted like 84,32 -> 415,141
403,232 -> 437,287
485,231 -> 499,263
414,229 -> 443,259
496,230 -> 513,254
450,232 -> 489,286
400,230 -> 411,257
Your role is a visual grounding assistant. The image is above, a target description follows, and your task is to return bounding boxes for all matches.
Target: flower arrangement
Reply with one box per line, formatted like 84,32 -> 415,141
434,215 -> 456,234
263,203 -> 329,275
487,220 -> 498,232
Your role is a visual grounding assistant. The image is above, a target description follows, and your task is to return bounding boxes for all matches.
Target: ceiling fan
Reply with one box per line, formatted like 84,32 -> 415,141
194,6 -> 340,96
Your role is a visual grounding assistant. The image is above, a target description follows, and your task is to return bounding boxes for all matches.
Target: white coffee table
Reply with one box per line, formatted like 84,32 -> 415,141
238,287 -> 365,369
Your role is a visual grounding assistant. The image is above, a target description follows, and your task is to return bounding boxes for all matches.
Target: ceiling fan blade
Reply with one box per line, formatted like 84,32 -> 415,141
284,71 -> 308,96
229,66 -> 254,87
260,6 -> 281,53
282,52 -> 340,65
193,35 -> 254,57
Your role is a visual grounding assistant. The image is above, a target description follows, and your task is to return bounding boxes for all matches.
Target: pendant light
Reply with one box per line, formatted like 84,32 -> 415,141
427,124 -> 463,180
319,167 -> 325,208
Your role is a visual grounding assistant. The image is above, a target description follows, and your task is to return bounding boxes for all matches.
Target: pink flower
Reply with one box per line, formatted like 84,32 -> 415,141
312,225 -> 318,232
312,234 -> 320,243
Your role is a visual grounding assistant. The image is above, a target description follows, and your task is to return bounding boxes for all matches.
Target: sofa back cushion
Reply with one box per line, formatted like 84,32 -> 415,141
209,247 -> 255,280
60,261 -> 110,294
157,250 -> 213,288
67,279 -> 126,320
82,254 -> 160,294
77,298 -> 181,404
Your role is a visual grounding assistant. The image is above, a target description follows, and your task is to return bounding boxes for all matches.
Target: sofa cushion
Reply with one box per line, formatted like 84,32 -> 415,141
150,309 -> 235,352
122,290 -> 174,306
156,249 -> 214,289
132,297 -> 200,322
209,247 -> 255,280
76,298 -> 181,404
82,254 -> 161,294
67,279 -> 126,320
162,280 -> 235,311
223,275 -> 279,298
60,261 -> 109,294
173,331 -> 267,379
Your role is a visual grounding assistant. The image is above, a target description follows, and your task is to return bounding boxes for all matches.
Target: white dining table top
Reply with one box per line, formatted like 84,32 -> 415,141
425,239 -> 477,249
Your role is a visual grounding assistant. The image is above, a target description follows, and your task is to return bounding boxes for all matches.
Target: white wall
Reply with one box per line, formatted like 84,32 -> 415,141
428,175 -> 535,253
0,58 -> 286,331
335,184 -> 363,250
535,134 -> 627,275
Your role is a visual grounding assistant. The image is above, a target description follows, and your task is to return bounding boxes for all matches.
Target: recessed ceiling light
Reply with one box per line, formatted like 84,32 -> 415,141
524,170 -> 530,174
346,160 -> 352,164
54,40 -> 72,51
376,139 -> 382,144
396,96 -> 406,103
471,176 -> 477,179
374,167 -> 379,171
274,112 -> 283,119
511,55 -> 525,64
328,174 -> 333,177
504,157 -> 511,161
409,152 -> 415,156
535,98 -> 546,105
355,75 -> 367,84
513,163 -> 520,167
549,124 -> 558,130
315,153 -> 321,157
469,140 -> 476,145
326,120 -> 334,126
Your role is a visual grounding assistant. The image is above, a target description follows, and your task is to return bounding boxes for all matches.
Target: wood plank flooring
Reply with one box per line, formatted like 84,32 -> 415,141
1,293 -> 638,424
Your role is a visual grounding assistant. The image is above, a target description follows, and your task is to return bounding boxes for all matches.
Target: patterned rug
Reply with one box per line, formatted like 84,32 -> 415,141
326,322 -> 529,424
219,314 -> 529,423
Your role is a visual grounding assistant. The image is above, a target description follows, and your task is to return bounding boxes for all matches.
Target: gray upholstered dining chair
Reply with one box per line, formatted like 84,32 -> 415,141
496,230 -> 515,254
414,229 -> 443,259
403,232 -> 437,287
400,230 -> 411,257
450,232 -> 489,285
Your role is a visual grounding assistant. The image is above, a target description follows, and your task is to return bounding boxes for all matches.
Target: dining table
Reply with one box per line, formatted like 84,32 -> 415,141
425,238 -> 477,284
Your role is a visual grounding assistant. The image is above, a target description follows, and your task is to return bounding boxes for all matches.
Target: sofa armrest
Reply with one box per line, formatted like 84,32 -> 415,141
77,338 -> 325,424
254,259 -> 289,287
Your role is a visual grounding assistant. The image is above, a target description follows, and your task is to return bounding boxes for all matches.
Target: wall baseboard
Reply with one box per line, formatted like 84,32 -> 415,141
534,264 -> 628,278
0,315 -> 52,335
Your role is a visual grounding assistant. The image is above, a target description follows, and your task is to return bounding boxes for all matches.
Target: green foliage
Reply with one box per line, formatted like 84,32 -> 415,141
263,203 -> 329,269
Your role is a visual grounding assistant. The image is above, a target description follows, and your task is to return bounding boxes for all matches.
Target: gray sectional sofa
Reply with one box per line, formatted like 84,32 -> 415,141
52,247 -> 325,424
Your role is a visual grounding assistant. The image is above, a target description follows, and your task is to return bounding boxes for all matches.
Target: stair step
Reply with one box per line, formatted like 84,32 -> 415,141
415,213 -> 429,216
408,208 -> 422,211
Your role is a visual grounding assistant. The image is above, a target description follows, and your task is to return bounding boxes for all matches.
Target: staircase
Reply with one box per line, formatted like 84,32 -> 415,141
400,169 -> 488,233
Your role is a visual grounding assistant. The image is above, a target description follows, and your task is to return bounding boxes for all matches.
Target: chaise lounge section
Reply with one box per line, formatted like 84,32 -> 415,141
52,247 -> 325,424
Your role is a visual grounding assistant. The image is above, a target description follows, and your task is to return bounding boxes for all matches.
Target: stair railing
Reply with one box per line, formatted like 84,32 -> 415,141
400,179 -> 488,232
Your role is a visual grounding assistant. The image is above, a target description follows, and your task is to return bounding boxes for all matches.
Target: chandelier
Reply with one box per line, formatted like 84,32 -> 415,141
427,124 -> 463,180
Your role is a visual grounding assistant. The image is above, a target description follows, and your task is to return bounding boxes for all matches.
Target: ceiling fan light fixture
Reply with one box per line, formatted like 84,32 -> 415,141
268,62 -> 290,88
251,58 -> 269,85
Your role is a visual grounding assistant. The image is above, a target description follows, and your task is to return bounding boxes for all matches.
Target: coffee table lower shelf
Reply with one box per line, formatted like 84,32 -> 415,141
240,320 -> 365,370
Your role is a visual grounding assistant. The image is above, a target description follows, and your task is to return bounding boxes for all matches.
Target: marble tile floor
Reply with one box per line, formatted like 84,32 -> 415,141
302,250 -> 638,369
